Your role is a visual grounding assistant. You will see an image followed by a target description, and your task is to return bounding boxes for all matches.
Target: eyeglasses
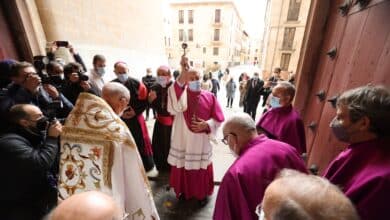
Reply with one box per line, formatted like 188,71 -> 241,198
221,133 -> 237,145
255,203 -> 266,220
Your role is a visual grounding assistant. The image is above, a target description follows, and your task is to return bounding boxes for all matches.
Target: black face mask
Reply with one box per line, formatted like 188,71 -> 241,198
50,75 -> 64,84
34,116 -> 49,133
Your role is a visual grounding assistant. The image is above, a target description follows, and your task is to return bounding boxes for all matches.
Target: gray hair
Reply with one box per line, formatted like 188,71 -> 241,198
268,169 -> 360,220
223,113 -> 257,133
276,81 -> 296,99
337,85 -> 390,137
102,82 -> 130,101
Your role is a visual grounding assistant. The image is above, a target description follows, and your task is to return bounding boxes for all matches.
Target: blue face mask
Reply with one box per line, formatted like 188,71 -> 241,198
117,73 -> 129,83
270,95 -> 281,108
157,76 -> 168,87
188,80 -> 201,92
96,67 -> 105,77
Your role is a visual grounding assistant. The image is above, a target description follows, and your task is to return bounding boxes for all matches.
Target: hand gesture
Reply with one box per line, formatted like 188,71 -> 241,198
121,107 -> 136,119
43,84 -> 59,99
148,90 -> 157,103
67,43 -> 76,54
80,80 -> 91,91
190,117 -> 209,132
48,120 -> 62,138
47,42 -> 58,54
180,55 -> 190,72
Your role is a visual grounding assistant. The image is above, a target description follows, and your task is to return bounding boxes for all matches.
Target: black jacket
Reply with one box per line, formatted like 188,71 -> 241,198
142,75 -> 157,90
245,78 -> 264,104
0,126 -> 59,219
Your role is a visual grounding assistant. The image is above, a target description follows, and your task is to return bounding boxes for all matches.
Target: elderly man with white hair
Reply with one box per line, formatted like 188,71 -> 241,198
260,169 -> 360,220
58,82 -> 159,219
213,113 -> 307,220
167,56 -> 224,203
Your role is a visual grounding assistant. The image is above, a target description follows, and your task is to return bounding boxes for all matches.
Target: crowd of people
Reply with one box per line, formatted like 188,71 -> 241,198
0,41 -> 389,220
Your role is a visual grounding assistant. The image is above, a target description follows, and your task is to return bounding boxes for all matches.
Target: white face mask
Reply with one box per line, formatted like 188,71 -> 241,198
269,95 -> 281,108
117,73 -> 129,83
255,204 -> 266,220
96,67 -> 105,77
188,80 -> 201,92
157,76 -> 169,87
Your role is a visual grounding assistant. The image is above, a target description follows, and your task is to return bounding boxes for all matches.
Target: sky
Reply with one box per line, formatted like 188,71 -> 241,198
233,0 -> 267,38
168,0 -> 267,39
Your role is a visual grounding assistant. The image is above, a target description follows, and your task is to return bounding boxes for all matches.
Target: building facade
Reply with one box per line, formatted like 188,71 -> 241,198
261,0 -> 311,77
0,0 -> 168,80
168,1 -> 246,72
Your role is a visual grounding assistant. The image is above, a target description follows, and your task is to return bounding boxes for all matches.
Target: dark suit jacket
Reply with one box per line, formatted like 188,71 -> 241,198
245,78 -> 264,104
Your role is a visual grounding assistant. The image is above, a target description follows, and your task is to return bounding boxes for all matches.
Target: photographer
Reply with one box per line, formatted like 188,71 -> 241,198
62,62 -> 98,104
0,104 -> 62,220
0,62 -> 73,127
46,41 -> 87,72
45,61 -> 65,92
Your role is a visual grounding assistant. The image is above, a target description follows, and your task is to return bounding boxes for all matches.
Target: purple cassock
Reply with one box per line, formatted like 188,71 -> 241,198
323,138 -> 390,220
256,105 -> 306,154
213,134 -> 308,220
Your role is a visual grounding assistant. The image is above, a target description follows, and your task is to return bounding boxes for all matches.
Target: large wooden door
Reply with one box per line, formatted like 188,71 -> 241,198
299,0 -> 390,173
0,3 -> 20,60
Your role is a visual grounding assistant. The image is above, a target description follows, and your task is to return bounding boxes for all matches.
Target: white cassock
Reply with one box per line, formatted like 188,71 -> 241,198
58,93 -> 159,220
166,84 -> 220,170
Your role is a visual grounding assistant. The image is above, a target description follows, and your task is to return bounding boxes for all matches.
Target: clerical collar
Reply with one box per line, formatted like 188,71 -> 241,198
176,80 -> 185,88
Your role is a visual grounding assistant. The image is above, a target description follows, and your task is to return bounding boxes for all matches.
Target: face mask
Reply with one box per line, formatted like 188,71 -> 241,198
27,116 -> 49,136
258,208 -> 265,220
117,74 -> 129,83
270,95 -> 281,108
330,117 -> 352,142
157,76 -> 168,87
96,67 -> 105,77
188,80 -> 201,92
253,75 -> 259,80
50,75 -> 64,84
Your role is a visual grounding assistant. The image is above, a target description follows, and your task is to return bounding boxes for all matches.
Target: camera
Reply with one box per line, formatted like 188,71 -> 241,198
56,41 -> 69,47
33,55 -> 49,76
45,100 -> 66,125
78,70 -> 89,81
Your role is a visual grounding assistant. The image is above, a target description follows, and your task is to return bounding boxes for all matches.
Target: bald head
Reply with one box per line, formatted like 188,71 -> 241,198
262,169 -> 359,220
102,82 -> 130,115
222,113 -> 258,156
50,191 -> 120,220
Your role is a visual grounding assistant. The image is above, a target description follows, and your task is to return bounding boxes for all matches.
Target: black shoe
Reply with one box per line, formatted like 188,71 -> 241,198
198,197 -> 209,206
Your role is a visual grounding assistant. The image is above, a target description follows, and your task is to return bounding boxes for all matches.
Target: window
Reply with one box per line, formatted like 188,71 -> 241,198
214,29 -> 220,41
168,37 -> 171,46
190,61 -> 194,66
202,61 -> 205,67
287,0 -> 301,21
282,27 -> 296,50
164,37 -> 167,46
188,10 -> 193,24
179,29 -> 184,41
280,53 -> 291,70
188,29 -> 193,41
203,47 -> 206,54
179,10 -> 184,24
215,9 -> 221,23
213,47 -> 219,55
